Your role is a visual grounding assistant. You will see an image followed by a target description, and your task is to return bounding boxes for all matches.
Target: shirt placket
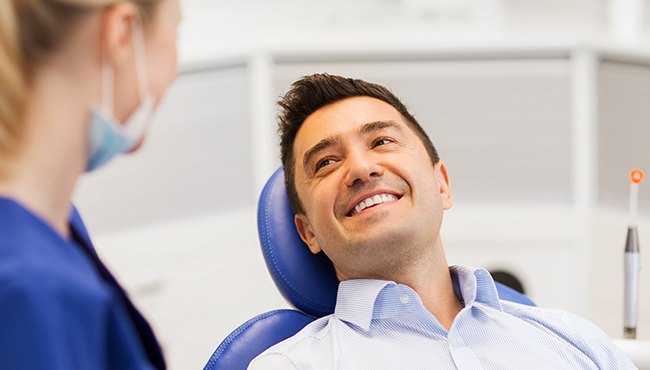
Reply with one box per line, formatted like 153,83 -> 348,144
447,305 -> 486,370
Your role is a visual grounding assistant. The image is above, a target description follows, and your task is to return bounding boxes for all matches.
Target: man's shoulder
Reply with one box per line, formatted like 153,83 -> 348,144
500,299 -> 590,328
248,315 -> 338,369
258,314 -> 334,354
499,300 -> 636,369
500,299 -> 595,336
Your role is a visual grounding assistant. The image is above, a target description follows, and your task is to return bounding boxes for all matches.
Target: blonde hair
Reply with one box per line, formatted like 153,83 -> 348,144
0,0 -> 157,175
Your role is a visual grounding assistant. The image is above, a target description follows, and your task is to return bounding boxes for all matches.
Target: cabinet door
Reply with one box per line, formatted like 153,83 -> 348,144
598,61 -> 650,211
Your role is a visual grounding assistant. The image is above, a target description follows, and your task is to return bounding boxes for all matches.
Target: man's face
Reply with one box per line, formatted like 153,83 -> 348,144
292,96 -> 452,280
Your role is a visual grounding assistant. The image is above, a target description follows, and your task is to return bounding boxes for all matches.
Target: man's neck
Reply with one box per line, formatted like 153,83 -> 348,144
335,236 -> 464,330
389,247 -> 463,331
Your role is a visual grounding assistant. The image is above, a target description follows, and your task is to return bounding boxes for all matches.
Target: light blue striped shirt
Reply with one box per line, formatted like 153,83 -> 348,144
249,266 -> 636,369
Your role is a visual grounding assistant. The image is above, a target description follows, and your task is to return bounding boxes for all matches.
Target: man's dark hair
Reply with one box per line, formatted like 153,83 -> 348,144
278,73 -> 440,215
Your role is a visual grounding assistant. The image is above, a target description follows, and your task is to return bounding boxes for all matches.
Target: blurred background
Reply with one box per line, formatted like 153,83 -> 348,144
74,0 -> 650,368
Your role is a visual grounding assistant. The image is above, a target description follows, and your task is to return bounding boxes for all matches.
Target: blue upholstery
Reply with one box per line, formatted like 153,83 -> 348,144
203,166 -> 535,370
258,167 -> 339,318
203,310 -> 313,370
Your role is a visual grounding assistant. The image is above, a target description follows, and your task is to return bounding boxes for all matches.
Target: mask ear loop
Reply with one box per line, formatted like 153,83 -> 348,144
120,19 -> 154,140
101,48 -> 114,116
132,21 -> 149,101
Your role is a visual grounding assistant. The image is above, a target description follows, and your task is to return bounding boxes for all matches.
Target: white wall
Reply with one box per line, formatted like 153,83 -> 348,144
177,0 -> 650,62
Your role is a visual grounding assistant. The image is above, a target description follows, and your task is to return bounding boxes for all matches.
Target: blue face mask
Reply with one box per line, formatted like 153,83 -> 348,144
86,24 -> 155,172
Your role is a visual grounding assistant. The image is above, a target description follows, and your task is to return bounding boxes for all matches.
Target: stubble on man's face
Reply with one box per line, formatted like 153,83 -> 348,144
292,97 -> 451,281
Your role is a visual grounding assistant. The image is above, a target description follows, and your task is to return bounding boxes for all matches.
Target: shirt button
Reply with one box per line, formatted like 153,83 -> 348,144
449,336 -> 463,347
400,294 -> 410,304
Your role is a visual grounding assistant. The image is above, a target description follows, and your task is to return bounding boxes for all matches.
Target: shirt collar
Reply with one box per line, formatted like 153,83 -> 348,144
450,265 -> 502,310
334,266 -> 502,331
334,279 -> 393,331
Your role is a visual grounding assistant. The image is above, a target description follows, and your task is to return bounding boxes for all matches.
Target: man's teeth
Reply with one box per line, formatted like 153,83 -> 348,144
351,193 -> 398,216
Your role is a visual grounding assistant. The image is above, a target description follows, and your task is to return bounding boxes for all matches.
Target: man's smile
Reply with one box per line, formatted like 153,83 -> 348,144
345,190 -> 403,217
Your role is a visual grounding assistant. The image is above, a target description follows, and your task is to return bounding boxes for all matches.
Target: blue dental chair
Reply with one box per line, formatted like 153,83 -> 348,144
203,167 -> 535,370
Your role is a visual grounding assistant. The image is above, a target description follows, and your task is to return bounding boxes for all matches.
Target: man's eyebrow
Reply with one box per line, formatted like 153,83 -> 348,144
302,137 -> 338,172
301,121 -> 402,172
360,120 -> 403,134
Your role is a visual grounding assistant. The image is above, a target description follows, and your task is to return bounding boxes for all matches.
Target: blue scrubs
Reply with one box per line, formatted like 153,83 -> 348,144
0,197 -> 165,370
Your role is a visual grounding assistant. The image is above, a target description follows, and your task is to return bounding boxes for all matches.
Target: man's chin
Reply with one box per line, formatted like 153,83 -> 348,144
349,228 -> 406,250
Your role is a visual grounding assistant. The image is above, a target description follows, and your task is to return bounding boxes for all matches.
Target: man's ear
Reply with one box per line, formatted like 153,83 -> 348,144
101,2 -> 139,65
294,213 -> 321,254
435,161 -> 452,210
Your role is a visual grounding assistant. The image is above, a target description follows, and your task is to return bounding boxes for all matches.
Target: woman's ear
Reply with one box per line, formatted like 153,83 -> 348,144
101,2 -> 139,65
435,161 -> 452,210
294,213 -> 321,254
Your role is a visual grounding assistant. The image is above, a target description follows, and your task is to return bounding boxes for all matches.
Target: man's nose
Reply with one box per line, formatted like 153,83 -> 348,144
344,151 -> 384,187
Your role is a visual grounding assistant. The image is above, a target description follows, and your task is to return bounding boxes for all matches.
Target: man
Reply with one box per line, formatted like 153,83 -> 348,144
248,73 -> 635,369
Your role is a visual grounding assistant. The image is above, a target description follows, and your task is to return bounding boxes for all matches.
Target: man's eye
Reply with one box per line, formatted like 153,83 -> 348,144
373,138 -> 394,147
316,158 -> 336,171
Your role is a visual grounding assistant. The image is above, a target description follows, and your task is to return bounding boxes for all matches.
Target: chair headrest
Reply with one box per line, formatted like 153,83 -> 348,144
257,167 -> 339,317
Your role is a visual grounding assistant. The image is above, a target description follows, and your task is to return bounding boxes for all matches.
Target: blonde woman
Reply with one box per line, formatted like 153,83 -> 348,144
0,0 -> 181,368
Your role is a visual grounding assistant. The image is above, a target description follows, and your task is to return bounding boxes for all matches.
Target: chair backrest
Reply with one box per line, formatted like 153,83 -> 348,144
202,309 -> 314,370
203,166 -> 535,370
